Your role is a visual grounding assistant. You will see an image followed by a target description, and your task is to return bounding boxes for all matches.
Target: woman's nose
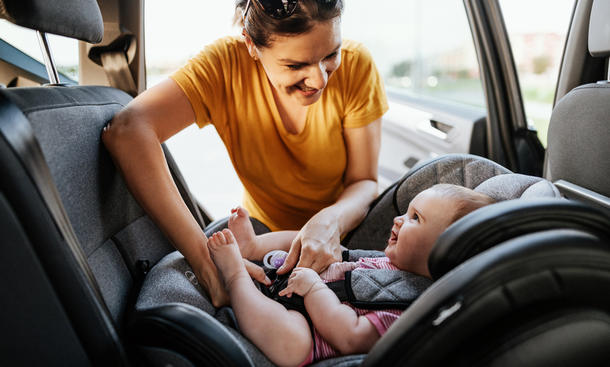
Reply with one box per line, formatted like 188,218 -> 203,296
306,62 -> 328,90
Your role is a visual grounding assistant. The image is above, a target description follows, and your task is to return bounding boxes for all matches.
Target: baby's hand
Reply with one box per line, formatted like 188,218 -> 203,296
278,267 -> 323,298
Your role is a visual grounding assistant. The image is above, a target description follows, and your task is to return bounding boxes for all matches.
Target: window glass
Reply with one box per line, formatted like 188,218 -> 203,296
145,0 -> 486,218
343,0 -> 485,108
0,20 -> 79,83
145,0 -> 241,219
499,0 -> 574,146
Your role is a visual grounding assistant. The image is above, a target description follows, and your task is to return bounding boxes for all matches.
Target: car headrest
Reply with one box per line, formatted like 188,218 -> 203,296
589,0 -> 610,57
546,84 -> 610,198
429,198 -> 610,280
0,0 -> 103,43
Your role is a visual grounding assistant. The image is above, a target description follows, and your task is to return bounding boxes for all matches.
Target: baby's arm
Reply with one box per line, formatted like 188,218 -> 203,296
279,268 -> 380,355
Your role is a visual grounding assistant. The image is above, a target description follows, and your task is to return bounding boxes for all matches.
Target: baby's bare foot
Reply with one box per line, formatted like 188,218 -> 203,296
208,229 -> 249,291
228,207 -> 259,260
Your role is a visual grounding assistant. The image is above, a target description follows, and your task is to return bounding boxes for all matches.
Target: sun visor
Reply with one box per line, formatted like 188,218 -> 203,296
589,0 -> 610,57
0,0 -> 103,44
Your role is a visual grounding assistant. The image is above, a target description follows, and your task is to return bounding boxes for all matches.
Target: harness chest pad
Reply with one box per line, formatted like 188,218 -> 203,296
331,269 -> 433,310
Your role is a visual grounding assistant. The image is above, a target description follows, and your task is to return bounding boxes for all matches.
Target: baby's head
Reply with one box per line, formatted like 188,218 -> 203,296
385,184 -> 495,278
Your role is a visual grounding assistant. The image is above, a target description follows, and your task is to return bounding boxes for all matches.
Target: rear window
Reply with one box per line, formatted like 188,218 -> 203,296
0,19 -> 79,85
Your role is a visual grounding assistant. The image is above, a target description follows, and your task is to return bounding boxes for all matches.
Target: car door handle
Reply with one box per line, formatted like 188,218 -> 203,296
416,119 -> 453,140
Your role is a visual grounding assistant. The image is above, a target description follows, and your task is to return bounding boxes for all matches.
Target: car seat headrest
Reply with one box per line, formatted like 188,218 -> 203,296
425,172 -> 562,279
0,0 -> 103,43
589,0 -> 610,57
473,173 -> 560,201
428,198 -> 610,280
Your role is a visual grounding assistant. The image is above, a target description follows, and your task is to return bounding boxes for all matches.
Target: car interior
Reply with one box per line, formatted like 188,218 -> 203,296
1,0 -> 609,366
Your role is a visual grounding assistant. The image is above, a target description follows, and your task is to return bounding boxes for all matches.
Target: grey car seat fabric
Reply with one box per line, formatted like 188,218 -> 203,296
2,86 -> 176,326
0,0 -> 104,43
545,83 -> 610,198
1,85 -> 259,366
137,153 -> 561,366
342,154 -> 560,252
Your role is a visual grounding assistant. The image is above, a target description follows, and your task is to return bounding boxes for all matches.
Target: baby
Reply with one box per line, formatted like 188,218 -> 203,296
207,184 -> 494,366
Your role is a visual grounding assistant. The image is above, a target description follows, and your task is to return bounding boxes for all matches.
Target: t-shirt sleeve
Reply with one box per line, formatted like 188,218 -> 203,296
342,43 -> 389,129
170,38 -> 231,129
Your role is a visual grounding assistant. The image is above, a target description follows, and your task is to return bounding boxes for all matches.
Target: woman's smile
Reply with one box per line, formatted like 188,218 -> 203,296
295,83 -> 321,97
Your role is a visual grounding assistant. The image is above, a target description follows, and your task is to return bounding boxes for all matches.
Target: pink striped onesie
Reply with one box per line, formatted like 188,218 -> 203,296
300,257 -> 403,365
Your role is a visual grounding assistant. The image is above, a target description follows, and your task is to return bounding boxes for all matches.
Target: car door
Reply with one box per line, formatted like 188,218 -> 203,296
343,0 -> 489,188
348,0 -> 573,187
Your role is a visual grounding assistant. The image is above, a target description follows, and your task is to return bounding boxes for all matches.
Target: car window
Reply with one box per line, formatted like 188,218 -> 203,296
499,0 -> 575,147
145,0 -> 487,218
343,0 -> 485,109
0,20 -> 79,84
145,0 -> 241,219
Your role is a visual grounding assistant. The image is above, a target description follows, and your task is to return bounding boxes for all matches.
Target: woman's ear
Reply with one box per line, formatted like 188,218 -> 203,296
242,29 -> 258,60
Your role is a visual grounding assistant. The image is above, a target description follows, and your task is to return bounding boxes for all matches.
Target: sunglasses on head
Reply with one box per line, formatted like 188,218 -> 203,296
243,0 -> 336,21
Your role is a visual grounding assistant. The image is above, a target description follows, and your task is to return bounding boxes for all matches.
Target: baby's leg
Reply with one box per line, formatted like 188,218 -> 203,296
208,229 -> 312,367
228,207 -> 298,261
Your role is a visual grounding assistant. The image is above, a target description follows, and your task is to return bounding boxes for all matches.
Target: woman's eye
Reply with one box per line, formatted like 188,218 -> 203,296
325,52 -> 337,60
287,64 -> 303,70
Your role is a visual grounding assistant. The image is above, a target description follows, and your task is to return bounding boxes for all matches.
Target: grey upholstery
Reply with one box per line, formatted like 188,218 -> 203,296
474,172 -> 560,201
138,153 -> 561,366
348,269 -> 432,306
4,86 -> 174,326
546,84 -> 610,198
136,252 -> 275,367
343,154 -> 560,251
0,0 -> 103,43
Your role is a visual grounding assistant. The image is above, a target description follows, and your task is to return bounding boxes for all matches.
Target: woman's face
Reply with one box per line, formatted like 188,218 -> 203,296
247,17 -> 342,106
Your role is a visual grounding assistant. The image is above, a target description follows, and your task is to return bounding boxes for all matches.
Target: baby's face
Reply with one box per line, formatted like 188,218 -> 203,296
385,189 -> 456,277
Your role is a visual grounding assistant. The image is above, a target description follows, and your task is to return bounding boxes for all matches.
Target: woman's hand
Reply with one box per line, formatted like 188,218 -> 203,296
278,267 -> 325,298
244,258 -> 272,286
277,210 -> 343,275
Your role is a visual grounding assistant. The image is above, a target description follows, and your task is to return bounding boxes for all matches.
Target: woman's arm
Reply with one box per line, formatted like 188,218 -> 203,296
279,268 -> 380,354
278,118 -> 382,274
103,79 -> 233,307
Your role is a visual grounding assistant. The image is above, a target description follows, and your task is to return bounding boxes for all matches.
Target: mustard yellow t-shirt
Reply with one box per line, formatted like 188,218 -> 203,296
171,36 -> 388,231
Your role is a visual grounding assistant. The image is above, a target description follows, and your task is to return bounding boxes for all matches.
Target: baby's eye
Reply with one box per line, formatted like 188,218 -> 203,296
411,213 -> 419,222
287,64 -> 303,70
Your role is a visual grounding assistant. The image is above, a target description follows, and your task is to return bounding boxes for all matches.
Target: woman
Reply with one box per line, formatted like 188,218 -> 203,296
103,0 -> 388,307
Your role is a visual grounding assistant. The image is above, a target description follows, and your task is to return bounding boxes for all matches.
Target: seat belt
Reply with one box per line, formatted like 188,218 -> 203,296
88,34 -> 138,96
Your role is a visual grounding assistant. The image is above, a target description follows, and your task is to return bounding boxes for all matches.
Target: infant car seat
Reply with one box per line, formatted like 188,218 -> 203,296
133,153 -> 571,367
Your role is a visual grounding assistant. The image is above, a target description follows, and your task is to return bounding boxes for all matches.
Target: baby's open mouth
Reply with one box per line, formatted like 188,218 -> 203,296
388,229 -> 398,245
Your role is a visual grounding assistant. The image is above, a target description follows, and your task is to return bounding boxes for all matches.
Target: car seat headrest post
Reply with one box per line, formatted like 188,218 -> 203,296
36,31 -> 60,85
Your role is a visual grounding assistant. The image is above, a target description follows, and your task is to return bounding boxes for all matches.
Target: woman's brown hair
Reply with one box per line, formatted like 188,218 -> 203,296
234,0 -> 344,48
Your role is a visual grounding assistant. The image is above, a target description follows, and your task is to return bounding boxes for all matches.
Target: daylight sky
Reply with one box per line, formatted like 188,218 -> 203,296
1,0 -> 575,67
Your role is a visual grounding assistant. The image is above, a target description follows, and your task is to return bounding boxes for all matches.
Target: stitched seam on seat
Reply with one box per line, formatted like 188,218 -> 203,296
21,101 -> 127,114
358,272 -> 406,300
87,215 -> 146,257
